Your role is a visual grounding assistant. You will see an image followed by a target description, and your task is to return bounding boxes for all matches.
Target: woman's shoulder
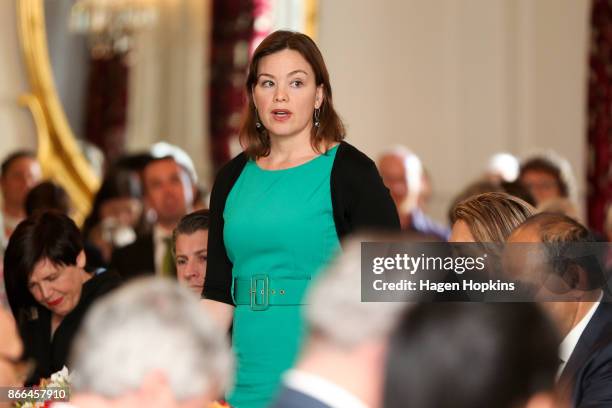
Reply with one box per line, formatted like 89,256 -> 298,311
82,269 -> 122,301
216,152 -> 248,179
210,151 -> 248,195
334,141 -> 378,173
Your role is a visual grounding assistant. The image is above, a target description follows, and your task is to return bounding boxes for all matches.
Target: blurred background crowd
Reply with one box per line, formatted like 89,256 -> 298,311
0,1 -> 610,408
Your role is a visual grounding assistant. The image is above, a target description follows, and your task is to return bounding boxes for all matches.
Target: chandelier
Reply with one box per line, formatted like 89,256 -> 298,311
69,0 -> 159,59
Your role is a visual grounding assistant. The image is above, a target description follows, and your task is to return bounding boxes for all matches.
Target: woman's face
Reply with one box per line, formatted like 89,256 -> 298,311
27,252 -> 87,318
253,49 -> 323,141
450,220 -> 476,242
520,170 -> 561,205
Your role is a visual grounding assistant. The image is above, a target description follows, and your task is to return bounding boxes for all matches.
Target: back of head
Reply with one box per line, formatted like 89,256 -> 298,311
447,180 -> 503,225
70,278 -> 232,401
384,303 -> 559,408
4,211 -> 83,318
451,192 -> 535,243
82,168 -> 142,235
500,181 -> 536,207
517,212 -> 593,244
25,181 -> 71,216
306,235 -> 406,348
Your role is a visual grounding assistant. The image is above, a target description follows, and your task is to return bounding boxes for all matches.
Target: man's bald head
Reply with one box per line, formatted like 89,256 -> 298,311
511,212 -> 593,244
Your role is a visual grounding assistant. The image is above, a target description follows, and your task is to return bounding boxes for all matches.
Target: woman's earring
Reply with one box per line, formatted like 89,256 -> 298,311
314,108 -> 320,128
255,109 -> 263,130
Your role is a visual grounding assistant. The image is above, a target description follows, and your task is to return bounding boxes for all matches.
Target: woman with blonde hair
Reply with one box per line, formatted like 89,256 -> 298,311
450,192 -> 535,243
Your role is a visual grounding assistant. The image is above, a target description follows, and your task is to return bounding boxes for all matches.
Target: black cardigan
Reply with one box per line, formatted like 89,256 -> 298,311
19,269 -> 121,384
202,141 -> 400,305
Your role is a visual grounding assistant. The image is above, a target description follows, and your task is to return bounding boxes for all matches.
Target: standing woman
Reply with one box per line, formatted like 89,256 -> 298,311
202,30 -> 399,408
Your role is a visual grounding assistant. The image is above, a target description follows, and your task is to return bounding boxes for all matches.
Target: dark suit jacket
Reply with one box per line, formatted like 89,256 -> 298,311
270,385 -> 331,408
558,302 -> 612,408
109,233 -> 155,280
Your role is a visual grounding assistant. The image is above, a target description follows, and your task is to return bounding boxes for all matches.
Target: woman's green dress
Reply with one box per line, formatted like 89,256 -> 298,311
223,145 -> 340,408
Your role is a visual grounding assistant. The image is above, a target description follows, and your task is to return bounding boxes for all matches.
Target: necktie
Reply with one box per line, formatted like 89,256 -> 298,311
162,236 -> 177,278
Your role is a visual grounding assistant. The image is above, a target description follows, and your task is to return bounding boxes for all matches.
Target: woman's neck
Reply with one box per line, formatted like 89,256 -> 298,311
260,132 -> 335,170
269,130 -> 314,158
51,313 -> 63,337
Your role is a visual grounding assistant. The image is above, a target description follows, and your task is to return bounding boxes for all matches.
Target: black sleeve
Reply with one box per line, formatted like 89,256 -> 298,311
332,143 -> 400,239
201,154 -> 246,305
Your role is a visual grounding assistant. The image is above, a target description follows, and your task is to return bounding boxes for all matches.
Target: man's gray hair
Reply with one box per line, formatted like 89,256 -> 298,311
69,278 -> 233,399
306,235 -> 407,348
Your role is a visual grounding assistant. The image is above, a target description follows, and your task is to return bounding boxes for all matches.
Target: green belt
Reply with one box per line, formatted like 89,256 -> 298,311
233,275 -> 311,311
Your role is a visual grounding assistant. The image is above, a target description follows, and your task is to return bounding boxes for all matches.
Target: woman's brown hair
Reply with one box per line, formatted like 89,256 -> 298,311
240,30 -> 345,159
451,192 -> 536,243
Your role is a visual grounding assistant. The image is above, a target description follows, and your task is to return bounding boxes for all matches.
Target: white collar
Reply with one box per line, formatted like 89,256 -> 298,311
284,369 -> 369,408
558,296 -> 602,373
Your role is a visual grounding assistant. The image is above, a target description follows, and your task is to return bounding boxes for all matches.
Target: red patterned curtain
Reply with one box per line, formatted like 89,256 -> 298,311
208,0 -> 255,172
84,56 -> 129,167
586,0 -> 612,234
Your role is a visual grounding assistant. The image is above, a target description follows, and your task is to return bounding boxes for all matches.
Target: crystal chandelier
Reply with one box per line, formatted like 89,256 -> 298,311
69,0 -> 159,59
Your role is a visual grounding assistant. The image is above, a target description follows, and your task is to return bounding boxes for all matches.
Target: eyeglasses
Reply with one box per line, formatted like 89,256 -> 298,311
0,353 -> 35,384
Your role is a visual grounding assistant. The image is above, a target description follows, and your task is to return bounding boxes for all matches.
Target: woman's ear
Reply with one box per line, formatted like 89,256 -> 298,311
76,250 -> 87,269
315,85 -> 324,109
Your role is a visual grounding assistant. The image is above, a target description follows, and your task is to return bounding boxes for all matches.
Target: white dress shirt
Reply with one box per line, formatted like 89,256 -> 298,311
284,369 -> 369,408
557,297 -> 602,378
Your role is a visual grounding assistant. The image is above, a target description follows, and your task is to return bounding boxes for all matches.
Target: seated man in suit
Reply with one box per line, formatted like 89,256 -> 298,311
270,236 -> 406,408
111,155 -> 194,279
56,278 -> 232,408
507,213 -> 612,408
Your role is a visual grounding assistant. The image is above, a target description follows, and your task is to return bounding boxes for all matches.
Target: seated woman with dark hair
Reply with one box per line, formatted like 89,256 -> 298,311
3,211 -> 121,384
384,303 -> 561,408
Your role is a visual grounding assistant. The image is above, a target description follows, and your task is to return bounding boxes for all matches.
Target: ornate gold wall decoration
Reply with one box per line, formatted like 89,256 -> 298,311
17,0 -> 100,224
304,0 -> 319,40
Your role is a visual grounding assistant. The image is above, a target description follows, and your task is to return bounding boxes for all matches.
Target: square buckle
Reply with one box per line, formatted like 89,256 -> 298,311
250,274 -> 269,311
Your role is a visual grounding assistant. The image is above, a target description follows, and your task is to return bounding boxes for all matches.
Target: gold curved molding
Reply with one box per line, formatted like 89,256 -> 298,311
17,0 -> 100,224
18,94 -> 51,164
304,0 -> 319,39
